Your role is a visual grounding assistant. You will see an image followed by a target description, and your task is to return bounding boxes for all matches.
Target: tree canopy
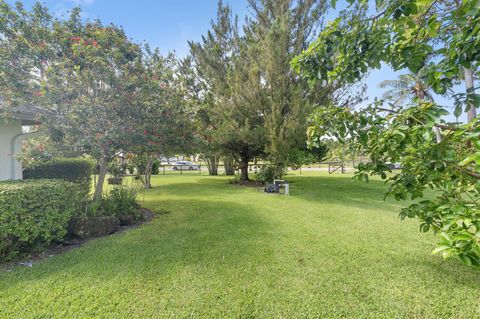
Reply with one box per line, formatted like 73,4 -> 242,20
186,0 -> 350,181
0,1 -> 191,196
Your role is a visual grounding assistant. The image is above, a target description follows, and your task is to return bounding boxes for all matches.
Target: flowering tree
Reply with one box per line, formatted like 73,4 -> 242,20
1,2 -> 194,195
1,3 -> 144,198
125,49 -> 193,188
0,1 -> 57,109
42,9 -> 144,199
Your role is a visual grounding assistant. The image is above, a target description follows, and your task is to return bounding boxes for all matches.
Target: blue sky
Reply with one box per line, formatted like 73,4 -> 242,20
9,0 -> 465,122
11,0 -> 249,57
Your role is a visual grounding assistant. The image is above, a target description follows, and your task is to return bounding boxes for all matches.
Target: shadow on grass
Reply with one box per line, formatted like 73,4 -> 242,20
0,199 -> 276,289
286,175 -> 406,211
2,175 -> 478,300
147,174 -> 404,212
140,178 -> 257,200
1,201 -> 479,318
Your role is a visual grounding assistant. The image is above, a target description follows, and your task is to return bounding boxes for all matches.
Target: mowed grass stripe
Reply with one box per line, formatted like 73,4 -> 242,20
0,172 -> 479,318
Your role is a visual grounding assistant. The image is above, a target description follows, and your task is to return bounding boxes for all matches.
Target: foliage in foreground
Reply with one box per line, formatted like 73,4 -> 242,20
293,0 -> 480,266
0,179 -> 140,261
0,180 -> 84,261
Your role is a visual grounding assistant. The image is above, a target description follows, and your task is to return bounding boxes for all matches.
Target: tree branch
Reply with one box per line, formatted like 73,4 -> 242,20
458,167 -> 480,179
362,9 -> 388,22
376,107 -> 399,114
434,123 -> 459,131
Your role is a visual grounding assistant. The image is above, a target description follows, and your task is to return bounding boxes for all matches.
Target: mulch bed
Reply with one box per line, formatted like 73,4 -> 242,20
1,208 -> 156,272
230,180 -> 265,188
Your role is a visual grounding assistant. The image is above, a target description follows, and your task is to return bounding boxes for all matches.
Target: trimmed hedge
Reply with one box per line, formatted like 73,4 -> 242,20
0,180 -> 84,261
24,158 -> 93,184
23,158 -> 94,196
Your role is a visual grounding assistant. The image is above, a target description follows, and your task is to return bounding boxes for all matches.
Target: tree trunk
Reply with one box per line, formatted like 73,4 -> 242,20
464,67 -> 477,124
433,127 -> 443,143
144,153 -> 153,189
223,155 -> 236,176
204,154 -> 219,175
239,155 -> 249,181
94,155 -> 108,200
273,163 -> 286,179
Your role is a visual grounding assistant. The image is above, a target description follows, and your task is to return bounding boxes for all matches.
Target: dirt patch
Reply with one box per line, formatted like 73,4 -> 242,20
230,180 -> 265,188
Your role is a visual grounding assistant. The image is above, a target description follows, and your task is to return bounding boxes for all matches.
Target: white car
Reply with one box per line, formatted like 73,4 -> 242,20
172,161 -> 199,170
386,162 -> 402,170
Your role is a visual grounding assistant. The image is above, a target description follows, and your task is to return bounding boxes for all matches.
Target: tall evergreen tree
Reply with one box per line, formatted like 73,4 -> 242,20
243,0 -> 330,176
187,0 -> 346,181
186,1 -> 240,176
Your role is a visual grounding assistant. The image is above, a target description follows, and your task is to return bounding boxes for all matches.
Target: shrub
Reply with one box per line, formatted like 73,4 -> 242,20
228,174 -> 241,184
108,161 -> 122,178
81,186 -> 140,219
255,166 -> 276,183
101,186 -> 140,217
23,158 -> 94,196
0,180 -> 84,260
152,161 -> 160,175
133,156 -> 160,176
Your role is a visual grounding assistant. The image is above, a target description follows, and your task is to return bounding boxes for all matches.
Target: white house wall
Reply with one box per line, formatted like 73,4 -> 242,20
0,119 -> 23,180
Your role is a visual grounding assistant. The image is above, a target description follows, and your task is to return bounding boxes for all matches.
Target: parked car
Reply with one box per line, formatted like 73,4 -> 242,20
386,162 -> 402,170
172,161 -> 199,171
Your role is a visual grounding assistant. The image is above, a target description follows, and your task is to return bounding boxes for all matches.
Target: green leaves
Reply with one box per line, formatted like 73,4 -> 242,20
0,180 -> 84,260
294,0 -> 480,267
466,93 -> 480,109
459,154 -> 480,166
307,97 -> 480,266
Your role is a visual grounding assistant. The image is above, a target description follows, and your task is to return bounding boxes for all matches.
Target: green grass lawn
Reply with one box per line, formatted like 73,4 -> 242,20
1,172 -> 479,318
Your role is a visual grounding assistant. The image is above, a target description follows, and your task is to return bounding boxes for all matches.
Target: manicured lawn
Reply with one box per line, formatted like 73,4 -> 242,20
1,172 -> 479,318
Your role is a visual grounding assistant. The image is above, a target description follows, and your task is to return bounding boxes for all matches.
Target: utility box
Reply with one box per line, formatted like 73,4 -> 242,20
264,180 -> 290,195
274,179 -> 289,196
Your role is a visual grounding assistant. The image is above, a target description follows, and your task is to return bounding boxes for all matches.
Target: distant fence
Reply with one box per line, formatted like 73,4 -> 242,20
154,163 -> 268,176
157,165 -> 203,175
124,160 -> 365,176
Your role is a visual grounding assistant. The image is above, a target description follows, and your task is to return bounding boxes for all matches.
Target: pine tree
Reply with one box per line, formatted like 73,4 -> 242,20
240,0 -> 331,176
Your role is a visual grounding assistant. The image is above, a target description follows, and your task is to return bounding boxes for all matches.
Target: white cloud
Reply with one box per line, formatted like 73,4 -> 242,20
69,0 -> 96,6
